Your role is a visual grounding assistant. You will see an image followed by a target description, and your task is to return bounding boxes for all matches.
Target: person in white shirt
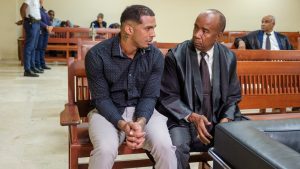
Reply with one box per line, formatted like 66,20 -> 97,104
234,15 -> 293,50
20,0 -> 42,77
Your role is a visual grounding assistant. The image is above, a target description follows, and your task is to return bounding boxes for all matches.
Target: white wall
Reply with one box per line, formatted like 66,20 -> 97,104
44,0 -> 300,42
1,0 -> 300,59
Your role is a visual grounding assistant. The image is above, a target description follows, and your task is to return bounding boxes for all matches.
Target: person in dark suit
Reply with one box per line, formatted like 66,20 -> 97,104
234,15 -> 293,50
156,9 -> 242,169
90,13 -> 107,28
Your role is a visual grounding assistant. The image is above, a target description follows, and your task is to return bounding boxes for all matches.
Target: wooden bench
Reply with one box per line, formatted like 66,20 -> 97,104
61,60 -> 300,169
60,42 -> 212,169
46,27 -> 120,63
237,61 -> 300,119
60,41 -> 300,169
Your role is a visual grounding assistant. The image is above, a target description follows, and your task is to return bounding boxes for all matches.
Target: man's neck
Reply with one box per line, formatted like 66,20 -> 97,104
264,30 -> 273,34
120,36 -> 137,59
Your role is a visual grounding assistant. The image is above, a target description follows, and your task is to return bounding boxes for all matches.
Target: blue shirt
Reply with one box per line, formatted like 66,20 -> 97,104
51,18 -> 61,27
85,35 -> 164,128
40,7 -> 51,33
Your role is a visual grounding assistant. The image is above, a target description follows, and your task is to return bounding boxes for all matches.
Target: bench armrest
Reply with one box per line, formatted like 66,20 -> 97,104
60,103 -> 81,126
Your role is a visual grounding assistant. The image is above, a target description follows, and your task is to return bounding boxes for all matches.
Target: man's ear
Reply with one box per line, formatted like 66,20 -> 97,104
124,24 -> 134,35
216,32 -> 223,41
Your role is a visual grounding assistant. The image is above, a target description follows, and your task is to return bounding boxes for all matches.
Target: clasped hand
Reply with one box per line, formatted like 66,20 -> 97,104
119,119 -> 146,149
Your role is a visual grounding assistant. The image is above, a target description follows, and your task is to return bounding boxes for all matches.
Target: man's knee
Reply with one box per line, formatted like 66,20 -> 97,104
91,143 -> 118,159
152,141 -> 176,155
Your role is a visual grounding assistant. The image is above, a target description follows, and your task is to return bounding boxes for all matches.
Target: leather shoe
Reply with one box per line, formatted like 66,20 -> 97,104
31,68 -> 43,74
37,67 -> 44,73
42,65 -> 51,70
24,70 -> 39,77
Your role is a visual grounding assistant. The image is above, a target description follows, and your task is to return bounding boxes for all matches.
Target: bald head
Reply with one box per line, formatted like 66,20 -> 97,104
261,15 -> 275,33
198,9 -> 226,33
192,9 -> 226,52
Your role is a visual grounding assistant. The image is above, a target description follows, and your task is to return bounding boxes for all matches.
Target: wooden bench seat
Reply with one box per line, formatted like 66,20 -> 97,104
61,58 -> 212,169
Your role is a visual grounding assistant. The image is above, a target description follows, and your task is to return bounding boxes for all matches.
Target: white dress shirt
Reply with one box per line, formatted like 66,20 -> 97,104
262,31 -> 280,50
24,0 -> 41,19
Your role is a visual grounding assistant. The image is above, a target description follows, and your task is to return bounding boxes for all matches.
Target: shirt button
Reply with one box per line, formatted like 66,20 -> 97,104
129,74 -> 132,77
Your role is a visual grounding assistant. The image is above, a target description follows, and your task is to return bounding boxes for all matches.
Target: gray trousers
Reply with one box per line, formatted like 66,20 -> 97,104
88,107 -> 177,169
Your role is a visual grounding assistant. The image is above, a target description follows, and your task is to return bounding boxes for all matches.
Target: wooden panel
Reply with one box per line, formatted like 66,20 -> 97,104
232,49 -> 300,61
238,61 -> 300,111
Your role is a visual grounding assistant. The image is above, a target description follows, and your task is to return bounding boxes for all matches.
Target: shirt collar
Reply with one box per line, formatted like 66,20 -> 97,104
196,45 -> 214,58
111,35 -> 151,58
265,31 -> 274,36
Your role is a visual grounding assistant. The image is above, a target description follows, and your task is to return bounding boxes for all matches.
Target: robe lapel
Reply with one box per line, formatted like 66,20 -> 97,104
212,44 -> 221,116
189,49 -> 203,104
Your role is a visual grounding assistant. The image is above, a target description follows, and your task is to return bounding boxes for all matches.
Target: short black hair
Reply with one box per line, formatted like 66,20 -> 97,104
97,13 -> 104,19
207,9 -> 226,32
120,5 -> 155,25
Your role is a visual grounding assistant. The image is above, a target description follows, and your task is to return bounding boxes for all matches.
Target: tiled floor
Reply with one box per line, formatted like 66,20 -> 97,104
0,58 -> 204,169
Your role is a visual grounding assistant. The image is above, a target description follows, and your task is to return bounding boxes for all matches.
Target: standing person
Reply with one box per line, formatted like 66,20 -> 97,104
35,0 -> 52,71
90,13 -> 107,28
20,0 -> 41,77
234,15 -> 293,50
85,5 -> 177,169
156,9 -> 242,169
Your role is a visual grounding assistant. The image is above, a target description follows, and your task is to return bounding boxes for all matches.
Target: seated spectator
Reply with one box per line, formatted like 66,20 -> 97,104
109,23 -> 120,29
90,13 -> 107,28
60,20 -> 72,27
234,15 -> 293,50
48,10 -> 61,27
48,9 -> 78,27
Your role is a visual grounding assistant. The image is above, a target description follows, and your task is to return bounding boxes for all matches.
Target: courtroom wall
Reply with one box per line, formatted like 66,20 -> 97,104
0,0 -> 299,59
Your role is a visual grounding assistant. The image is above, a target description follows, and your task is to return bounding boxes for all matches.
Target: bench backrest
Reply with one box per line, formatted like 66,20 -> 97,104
298,37 -> 300,50
228,31 -> 248,43
49,27 -> 120,43
232,49 -> 300,61
68,59 -> 300,117
154,42 -> 178,55
238,61 -> 300,109
77,39 -> 101,60
67,59 -> 91,117
280,32 -> 300,49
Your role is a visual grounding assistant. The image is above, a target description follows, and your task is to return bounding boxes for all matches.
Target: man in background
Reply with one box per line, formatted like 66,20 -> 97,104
90,13 -> 107,28
20,0 -> 42,77
234,15 -> 293,50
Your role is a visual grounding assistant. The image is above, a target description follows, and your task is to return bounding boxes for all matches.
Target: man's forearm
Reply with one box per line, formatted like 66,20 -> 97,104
20,3 -> 28,19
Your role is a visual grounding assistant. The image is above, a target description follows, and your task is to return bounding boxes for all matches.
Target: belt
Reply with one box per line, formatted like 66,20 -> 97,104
24,17 -> 40,23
